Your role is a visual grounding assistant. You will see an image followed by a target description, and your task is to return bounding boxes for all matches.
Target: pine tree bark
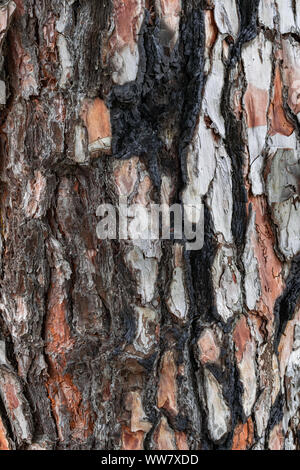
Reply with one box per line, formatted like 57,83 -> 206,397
0,0 -> 299,451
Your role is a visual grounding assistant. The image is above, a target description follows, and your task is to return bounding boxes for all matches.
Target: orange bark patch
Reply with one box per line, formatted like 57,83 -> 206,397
268,66 -> 294,136
232,418 -> 254,450
4,383 -> 19,411
175,431 -> 189,450
159,0 -> 181,17
122,425 -> 144,450
125,391 -> 152,433
45,277 -> 94,442
45,298 -> 74,355
233,316 -> 251,363
113,0 -> 144,52
244,84 -> 269,128
249,196 -> 284,332
157,351 -> 178,415
205,9 -> 218,52
46,372 -> 94,442
154,416 -> 176,450
80,98 -> 111,144
0,416 -> 10,450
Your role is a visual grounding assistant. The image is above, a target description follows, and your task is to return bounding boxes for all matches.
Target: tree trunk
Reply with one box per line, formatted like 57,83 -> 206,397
0,0 -> 299,451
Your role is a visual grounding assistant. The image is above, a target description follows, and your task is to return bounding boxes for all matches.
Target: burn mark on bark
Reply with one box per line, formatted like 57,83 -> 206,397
189,204 -> 218,325
274,254 -> 300,350
231,0 -> 260,64
221,74 -> 247,250
109,1 -> 206,191
266,392 -> 284,448
178,2 -> 205,183
220,0 -> 261,260
109,11 -> 170,188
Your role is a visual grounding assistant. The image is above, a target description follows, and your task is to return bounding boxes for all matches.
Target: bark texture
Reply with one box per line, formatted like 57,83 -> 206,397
0,0 -> 299,451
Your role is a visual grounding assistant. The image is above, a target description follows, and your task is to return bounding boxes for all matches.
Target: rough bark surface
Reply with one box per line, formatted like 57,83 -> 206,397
0,0 -> 299,451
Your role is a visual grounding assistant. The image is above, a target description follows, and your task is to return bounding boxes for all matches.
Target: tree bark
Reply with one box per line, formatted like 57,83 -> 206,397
0,0 -> 299,451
